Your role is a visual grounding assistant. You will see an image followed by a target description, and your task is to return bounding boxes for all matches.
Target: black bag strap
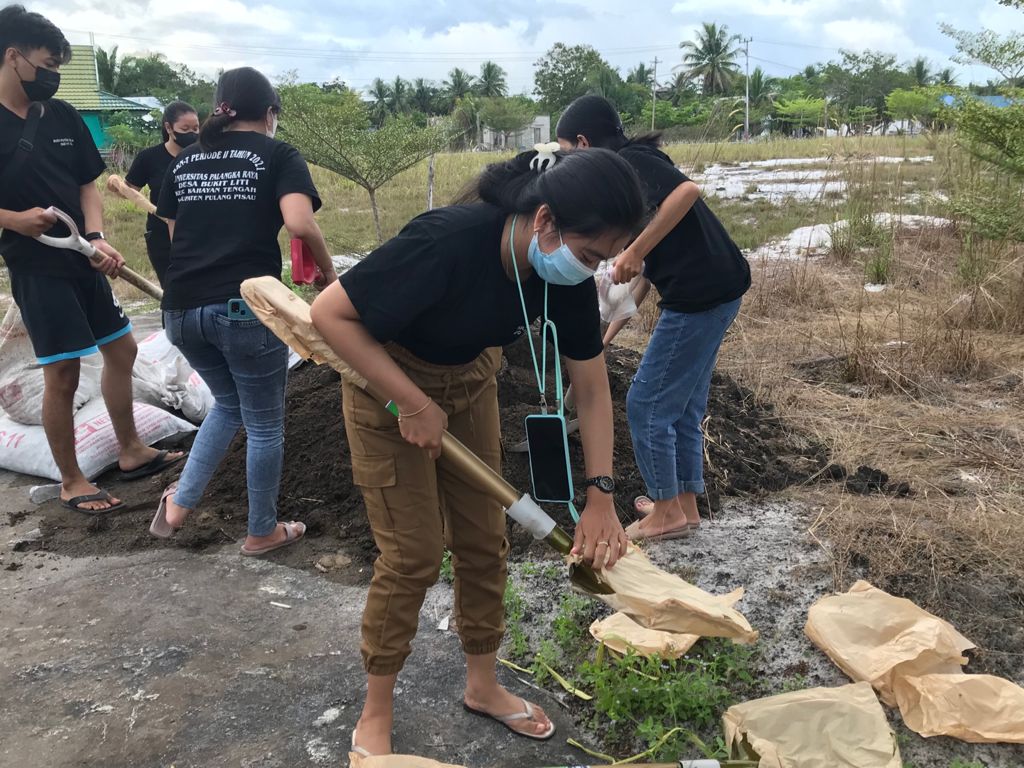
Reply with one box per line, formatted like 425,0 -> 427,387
0,101 -> 44,209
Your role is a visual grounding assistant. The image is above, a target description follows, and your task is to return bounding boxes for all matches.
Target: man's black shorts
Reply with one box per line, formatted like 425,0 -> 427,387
9,270 -> 132,365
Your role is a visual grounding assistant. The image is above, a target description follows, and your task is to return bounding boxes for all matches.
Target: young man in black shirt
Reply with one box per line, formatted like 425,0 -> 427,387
0,5 -> 182,512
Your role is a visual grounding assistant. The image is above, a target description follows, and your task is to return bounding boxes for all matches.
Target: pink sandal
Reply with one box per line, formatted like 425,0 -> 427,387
149,483 -> 180,539
239,521 -> 306,557
632,495 -> 701,531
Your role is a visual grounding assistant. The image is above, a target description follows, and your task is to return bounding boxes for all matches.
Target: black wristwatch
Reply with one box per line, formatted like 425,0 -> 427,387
84,231 -> 106,242
583,475 -> 615,494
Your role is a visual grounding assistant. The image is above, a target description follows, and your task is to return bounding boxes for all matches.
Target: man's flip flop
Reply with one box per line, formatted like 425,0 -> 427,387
463,698 -> 556,741
149,483 -> 179,539
239,521 -> 306,557
61,489 -> 125,514
625,519 -> 692,542
119,450 -> 186,481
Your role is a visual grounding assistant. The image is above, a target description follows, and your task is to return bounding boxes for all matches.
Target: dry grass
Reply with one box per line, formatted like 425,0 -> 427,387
715,201 -> 1024,676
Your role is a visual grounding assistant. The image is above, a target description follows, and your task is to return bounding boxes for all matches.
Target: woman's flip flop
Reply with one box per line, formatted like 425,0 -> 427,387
463,698 -> 555,741
239,521 -> 306,557
625,518 -> 692,542
149,483 -> 180,539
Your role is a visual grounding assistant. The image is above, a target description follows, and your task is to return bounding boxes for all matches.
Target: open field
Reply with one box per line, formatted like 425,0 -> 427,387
4,133 -> 1022,767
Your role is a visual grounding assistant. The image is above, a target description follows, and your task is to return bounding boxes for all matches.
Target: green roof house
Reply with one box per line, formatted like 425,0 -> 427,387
55,44 -> 149,152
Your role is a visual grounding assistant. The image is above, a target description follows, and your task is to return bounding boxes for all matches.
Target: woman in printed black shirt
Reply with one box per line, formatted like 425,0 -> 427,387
557,95 -> 751,542
310,148 -> 646,755
149,67 -> 337,557
125,100 -> 199,285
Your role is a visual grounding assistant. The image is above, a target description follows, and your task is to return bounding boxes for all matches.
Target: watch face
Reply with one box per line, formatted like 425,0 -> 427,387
592,476 -> 615,493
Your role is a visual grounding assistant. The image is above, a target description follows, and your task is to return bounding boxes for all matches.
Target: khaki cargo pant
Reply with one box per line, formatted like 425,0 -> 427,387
341,344 -> 508,675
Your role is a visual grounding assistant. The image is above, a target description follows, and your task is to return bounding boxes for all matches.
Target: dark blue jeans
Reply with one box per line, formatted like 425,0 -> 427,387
164,304 -> 288,537
626,298 -> 741,501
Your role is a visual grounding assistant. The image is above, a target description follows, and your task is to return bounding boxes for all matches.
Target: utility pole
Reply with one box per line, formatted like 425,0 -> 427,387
742,37 -> 752,141
651,56 -> 660,131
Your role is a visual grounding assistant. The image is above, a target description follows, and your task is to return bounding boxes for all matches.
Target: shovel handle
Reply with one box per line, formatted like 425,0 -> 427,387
36,207 -> 163,301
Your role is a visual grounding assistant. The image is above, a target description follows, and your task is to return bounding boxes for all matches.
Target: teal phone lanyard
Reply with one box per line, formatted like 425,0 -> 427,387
509,215 -> 580,522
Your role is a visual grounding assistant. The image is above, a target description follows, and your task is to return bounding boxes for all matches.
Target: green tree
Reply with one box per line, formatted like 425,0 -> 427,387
908,56 -> 933,86
411,78 -> 440,115
940,24 -> 1024,85
281,88 -> 449,244
476,61 -> 508,98
368,78 -> 392,126
114,53 -> 215,116
479,96 -> 536,147
679,22 -> 741,96
886,87 -> 941,153
451,94 -> 482,148
389,77 -> 410,115
775,97 -> 826,134
936,68 -> 958,87
626,62 -> 654,87
96,45 -> 119,92
533,43 -> 607,111
443,68 -> 476,109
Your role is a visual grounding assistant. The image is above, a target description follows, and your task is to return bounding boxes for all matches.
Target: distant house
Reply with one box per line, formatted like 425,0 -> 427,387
126,96 -> 165,111
940,94 -> 1014,109
480,115 -> 550,151
55,44 -> 150,152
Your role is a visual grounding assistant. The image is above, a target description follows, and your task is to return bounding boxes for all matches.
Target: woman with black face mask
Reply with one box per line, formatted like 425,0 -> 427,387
125,101 -> 199,285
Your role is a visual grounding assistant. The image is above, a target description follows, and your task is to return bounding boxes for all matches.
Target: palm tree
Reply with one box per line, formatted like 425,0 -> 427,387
389,76 -> 410,114
909,57 -> 933,87
96,45 -> 120,93
679,22 -> 741,96
935,67 -> 957,87
746,67 -> 778,108
412,78 -> 439,114
668,71 -> 697,106
368,78 -> 392,126
444,68 -> 476,109
626,62 -> 654,87
475,61 -> 508,98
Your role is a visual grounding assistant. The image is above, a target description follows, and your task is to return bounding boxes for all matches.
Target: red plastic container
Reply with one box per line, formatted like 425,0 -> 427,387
290,238 -> 323,285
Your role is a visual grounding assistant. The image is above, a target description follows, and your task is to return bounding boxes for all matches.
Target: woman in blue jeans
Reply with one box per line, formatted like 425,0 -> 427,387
557,95 -> 750,541
148,67 -> 336,555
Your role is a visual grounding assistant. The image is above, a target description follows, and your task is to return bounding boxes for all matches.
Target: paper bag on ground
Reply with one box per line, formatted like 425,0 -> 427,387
241,276 -> 367,388
893,673 -> 1024,743
593,546 -> 758,643
804,580 -> 973,705
590,611 -> 700,659
350,754 -> 465,768
723,682 -> 902,768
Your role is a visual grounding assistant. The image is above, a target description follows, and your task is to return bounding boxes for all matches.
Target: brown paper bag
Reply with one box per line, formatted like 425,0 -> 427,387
893,673 -> 1024,743
804,580 -> 973,705
589,611 -> 700,658
723,682 -> 902,768
350,754 -> 465,768
593,546 -> 758,643
241,276 -> 368,387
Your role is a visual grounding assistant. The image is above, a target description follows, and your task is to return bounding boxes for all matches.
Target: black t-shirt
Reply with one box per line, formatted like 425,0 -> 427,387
619,143 -> 750,313
0,99 -> 106,277
125,143 -> 174,236
341,204 -> 604,366
157,131 -> 322,310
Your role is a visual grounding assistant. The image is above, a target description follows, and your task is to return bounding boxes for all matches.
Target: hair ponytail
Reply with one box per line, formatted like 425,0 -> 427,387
458,147 -> 646,237
199,66 -> 281,150
556,94 -> 662,151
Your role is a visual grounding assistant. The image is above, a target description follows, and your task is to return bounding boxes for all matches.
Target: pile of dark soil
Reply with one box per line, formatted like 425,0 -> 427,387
33,343 -> 828,580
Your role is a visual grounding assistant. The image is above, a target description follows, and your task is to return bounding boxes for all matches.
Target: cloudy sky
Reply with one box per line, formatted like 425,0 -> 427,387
34,0 -> 1024,95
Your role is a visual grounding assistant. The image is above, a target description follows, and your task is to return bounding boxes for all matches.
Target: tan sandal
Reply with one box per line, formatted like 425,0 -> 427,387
634,495 -> 701,530
239,521 -> 306,556
149,483 -> 180,538
625,519 -> 692,542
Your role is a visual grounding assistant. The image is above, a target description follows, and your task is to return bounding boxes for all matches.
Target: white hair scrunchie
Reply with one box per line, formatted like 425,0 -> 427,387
530,141 -> 561,173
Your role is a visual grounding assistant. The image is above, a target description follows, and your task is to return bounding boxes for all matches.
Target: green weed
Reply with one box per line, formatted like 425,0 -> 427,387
440,549 -> 453,584
502,580 -> 529,661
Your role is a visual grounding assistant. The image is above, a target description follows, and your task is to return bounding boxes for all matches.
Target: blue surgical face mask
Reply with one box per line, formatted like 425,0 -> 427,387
527,230 -> 596,286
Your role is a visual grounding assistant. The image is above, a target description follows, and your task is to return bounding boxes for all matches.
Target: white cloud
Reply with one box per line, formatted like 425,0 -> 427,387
821,18 -> 915,54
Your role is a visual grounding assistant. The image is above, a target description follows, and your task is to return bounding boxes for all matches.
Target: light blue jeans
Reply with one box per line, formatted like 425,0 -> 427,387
164,304 -> 288,537
626,298 -> 741,501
